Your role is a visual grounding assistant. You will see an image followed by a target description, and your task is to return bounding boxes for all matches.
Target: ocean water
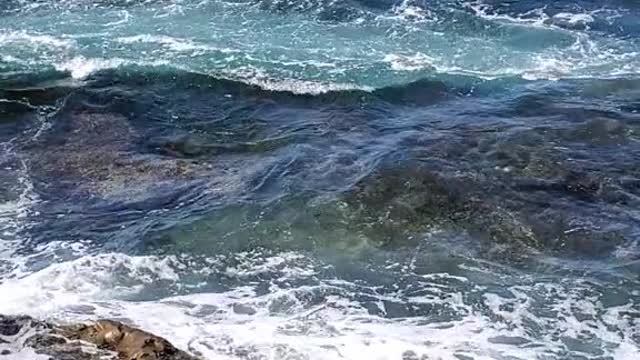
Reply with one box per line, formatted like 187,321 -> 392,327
1,0 -> 639,359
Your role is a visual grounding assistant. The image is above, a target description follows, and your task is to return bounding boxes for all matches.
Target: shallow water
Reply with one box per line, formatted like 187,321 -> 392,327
1,1 -> 640,359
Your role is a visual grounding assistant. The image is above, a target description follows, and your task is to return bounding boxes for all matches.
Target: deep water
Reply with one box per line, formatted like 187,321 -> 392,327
1,1 -> 639,359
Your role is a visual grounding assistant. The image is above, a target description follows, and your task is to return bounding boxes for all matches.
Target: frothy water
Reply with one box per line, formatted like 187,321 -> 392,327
1,0 -> 640,91
1,245 -> 638,359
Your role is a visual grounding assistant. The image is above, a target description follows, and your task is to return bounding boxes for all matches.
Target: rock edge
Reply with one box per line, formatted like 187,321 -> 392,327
0,314 -> 198,360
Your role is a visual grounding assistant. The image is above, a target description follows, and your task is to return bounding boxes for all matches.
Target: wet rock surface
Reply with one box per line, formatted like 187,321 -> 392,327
24,111 -> 202,200
4,79 -> 640,264
340,158 -> 634,259
0,315 -> 198,360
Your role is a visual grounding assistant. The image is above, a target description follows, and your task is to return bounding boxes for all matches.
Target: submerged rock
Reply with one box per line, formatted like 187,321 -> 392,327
0,315 -> 198,360
232,303 -> 257,316
25,111 -> 203,200
342,165 -> 539,251
341,162 -> 631,259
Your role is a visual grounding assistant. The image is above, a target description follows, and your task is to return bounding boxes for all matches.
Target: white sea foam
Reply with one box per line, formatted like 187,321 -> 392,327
0,30 -> 74,49
241,76 -> 368,95
116,34 -> 238,53
521,57 -> 571,81
0,245 -> 637,359
104,10 -> 131,27
54,56 -> 125,79
0,252 -> 485,359
463,1 -> 550,28
385,0 -> 437,23
0,160 -> 38,263
384,53 -> 436,72
3,2 -> 639,87
403,37 -> 640,81
0,335 -> 49,360
0,147 -> 42,288
464,1 -> 603,33
0,174 -> 34,238
53,56 -> 173,79
48,55 -> 368,94
226,67 -> 371,95
0,55 -> 29,66
0,253 -> 181,315
551,12 -> 595,27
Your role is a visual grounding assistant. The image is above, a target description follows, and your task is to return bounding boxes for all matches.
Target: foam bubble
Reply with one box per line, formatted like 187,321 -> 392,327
0,251 -> 496,359
0,247 -> 637,360
464,1 -> 608,33
226,67 -> 371,95
3,0 -> 639,89
53,56 -> 172,80
116,34 -> 237,53
0,158 -> 39,273
104,10 -> 131,27
0,253 -> 181,315
521,57 -> 570,81
0,342 -> 49,360
386,0 -> 438,23
464,1 -> 550,28
384,53 -> 436,72
48,55 -> 367,94
53,56 -> 125,80
0,31 -> 74,49
551,12 -> 595,27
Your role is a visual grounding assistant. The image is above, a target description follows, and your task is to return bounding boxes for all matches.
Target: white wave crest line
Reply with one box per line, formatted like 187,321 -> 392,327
223,66 -> 372,94
464,1 -> 548,26
115,34 -> 241,54
463,1 -> 606,33
103,10 -> 131,27
424,52 -> 640,81
0,30 -> 74,48
384,53 -> 436,71
53,56 -> 171,80
377,0 -> 438,24
0,99 -> 37,110
49,55 -> 371,94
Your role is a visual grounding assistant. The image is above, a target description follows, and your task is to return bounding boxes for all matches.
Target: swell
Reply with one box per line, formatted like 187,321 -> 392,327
3,64 -> 640,109
2,65 -> 471,105
3,65 -> 640,264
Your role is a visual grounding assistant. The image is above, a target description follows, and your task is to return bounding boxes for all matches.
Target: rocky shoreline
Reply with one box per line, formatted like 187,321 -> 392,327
0,315 -> 198,360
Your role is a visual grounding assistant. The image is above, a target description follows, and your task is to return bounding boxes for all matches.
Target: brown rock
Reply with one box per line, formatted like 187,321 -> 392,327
0,315 -> 199,360
60,320 -> 197,360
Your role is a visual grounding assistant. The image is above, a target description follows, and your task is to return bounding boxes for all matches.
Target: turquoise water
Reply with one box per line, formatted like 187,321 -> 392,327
2,0 -> 640,90
1,1 -> 639,359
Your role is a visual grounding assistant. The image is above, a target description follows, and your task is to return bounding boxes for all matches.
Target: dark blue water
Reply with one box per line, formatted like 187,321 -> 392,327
1,1 -> 639,359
